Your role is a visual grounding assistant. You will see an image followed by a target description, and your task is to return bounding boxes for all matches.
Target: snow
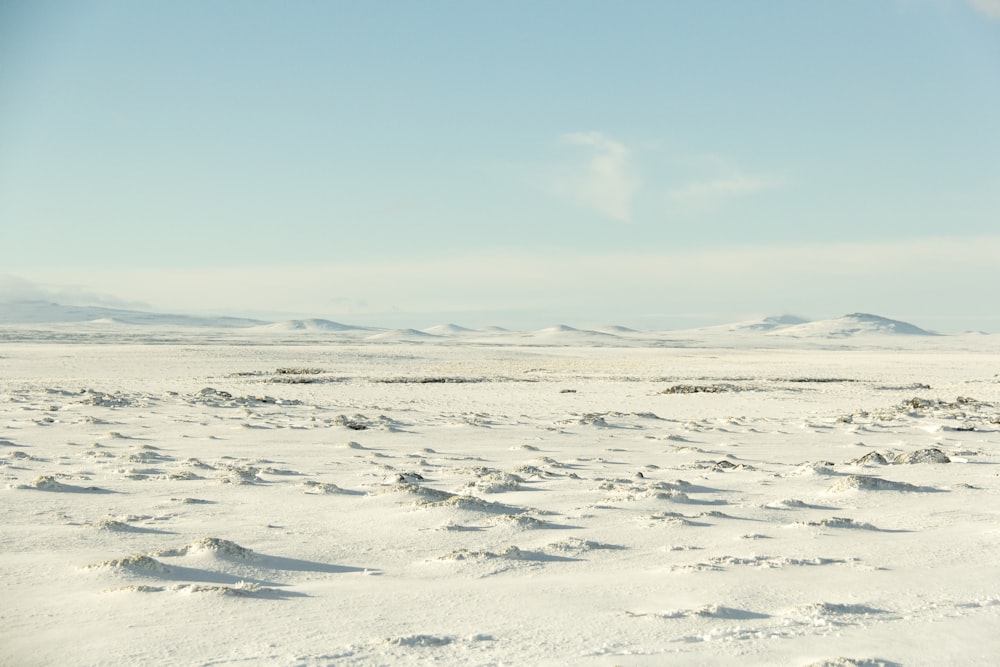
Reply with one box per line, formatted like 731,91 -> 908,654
1,316 -> 999,665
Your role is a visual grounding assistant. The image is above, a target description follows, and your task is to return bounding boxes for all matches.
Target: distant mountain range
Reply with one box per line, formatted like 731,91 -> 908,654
0,300 -> 266,328
0,301 -> 949,339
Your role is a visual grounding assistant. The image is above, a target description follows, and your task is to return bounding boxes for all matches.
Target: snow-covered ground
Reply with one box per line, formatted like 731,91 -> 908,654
2,320 -> 999,666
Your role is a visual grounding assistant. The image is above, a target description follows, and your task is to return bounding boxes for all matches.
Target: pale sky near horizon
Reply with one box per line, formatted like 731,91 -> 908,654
2,1 -> 999,331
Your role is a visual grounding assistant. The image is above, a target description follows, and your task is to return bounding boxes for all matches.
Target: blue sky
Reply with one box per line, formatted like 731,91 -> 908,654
2,1 -> 999,330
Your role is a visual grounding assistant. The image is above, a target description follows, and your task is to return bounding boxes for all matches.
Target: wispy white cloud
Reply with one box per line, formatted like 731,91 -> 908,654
550,134 -> 779,221
969,0 -> 1000,19
556,132 -> 639,223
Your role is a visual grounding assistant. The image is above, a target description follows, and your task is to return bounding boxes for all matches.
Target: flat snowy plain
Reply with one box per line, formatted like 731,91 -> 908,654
2,317 -> 999,666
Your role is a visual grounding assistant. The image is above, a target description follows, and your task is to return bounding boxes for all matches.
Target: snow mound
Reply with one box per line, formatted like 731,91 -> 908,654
894,448 -> 950,464
797,517 -> 881,531
792,602 -> 887,618
645,604 -> 769,620
82,555 -> 171,574
851,451 -> 890,466
438,546 -> 526,561
86,519 -> 142,532
24,475 -> 72,491
545,537 -> 625,553
459,469 -> 524,494
827,475 -> 923,493
301,480 -> 352,494
155,537 -> 255,560
379,482 -> 528,514
18,475 -> 109,493
177,582 -> 283,597
485,514 -> 554,530
109,582 -> 290,598
332,413 -> 401,431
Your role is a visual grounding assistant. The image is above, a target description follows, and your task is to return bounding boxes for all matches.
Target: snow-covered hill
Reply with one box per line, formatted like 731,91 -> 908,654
253,318 -> 368,332
770,313 -> 938,338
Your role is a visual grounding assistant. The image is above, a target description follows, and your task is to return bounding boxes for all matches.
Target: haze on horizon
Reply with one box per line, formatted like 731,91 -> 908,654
2,1 -> 999,332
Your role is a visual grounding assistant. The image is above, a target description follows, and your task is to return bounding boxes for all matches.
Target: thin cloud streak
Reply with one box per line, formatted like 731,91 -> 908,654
665,152 -> 780,211
667,172 -> 777,210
